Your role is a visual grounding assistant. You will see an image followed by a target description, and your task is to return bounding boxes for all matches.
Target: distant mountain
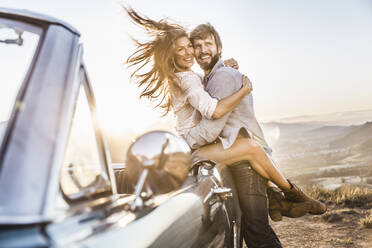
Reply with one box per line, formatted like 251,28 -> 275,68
304,125 -> 353,141
262,113 -> 372,186
266,109 -> 372,126
354,138 -> 372,156
330,122 -> 372,148
262,122 -> 321,138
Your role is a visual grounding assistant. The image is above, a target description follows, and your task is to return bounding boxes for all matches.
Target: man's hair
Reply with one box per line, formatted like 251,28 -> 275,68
190,23 -> 222,57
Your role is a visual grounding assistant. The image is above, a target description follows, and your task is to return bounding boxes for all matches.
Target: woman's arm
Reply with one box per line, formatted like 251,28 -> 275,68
212,75 -> 251,119
181,72 -> 251,120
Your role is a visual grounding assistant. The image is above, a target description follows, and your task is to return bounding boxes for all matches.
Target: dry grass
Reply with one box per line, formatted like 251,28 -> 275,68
329,237 -> 354,246
306,184 -> 372,208
321,210 -> 343,223
305,185 -> 372,229
359,211 -> 372,228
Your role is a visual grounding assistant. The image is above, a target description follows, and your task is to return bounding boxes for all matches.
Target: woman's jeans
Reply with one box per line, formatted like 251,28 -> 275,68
228,161 -> 282,248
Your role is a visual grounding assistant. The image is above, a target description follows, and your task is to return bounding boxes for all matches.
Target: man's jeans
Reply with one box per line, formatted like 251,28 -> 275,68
228,161 -> 282,248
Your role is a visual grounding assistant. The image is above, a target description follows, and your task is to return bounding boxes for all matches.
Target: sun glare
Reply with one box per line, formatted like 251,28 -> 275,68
95,88 -> 161,137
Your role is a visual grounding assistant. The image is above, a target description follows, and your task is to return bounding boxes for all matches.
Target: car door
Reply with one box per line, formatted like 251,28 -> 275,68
188,161 -> 242,248
77,166 -> 237,248
110,161 -> 240,248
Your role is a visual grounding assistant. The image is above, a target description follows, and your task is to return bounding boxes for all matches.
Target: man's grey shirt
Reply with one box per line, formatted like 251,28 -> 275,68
185,60 -> 269,150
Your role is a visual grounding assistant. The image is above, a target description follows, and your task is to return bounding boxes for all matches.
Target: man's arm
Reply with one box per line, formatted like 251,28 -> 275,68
186,70 -> 242,149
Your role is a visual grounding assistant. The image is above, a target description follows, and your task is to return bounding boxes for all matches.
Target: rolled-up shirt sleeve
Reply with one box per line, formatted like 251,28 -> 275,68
186,70 -> 241,149
179,72 -> 217,119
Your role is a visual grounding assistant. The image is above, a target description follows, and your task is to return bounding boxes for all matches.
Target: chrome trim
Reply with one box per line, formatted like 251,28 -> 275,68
0,7 -> 80,35
43,42 -> 82,219
130,169 -> 149,211
203,187 -> 232,204
233,220 -> 238,248
80,64 -> 116,195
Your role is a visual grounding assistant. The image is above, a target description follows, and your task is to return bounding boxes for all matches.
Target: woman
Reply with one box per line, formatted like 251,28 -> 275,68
125,8 -> 326,220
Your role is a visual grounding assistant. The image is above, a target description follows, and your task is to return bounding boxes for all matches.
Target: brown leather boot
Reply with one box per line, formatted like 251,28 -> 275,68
284,180 -> 327,215
268,187 -> 312,221
280,200 -> 312,218
267,187 -> 284,221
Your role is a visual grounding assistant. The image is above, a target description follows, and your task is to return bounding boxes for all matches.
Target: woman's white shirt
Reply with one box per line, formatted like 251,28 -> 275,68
171,71 -> 217,138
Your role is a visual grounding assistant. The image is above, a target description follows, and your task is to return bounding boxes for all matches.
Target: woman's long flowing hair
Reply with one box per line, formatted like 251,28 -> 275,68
125,8 -> 188,115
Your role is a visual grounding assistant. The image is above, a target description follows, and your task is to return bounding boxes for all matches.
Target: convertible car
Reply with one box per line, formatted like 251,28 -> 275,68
0,8 -> 242,247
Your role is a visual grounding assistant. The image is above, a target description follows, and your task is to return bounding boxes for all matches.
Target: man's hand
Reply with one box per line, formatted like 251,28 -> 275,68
223,58 -> 239,70
241,75 -> 253,95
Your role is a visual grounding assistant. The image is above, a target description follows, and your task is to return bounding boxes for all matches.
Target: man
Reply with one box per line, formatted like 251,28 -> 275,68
187,22 -> 328,248
186,23 -> 282,248
182,21 -> 323,247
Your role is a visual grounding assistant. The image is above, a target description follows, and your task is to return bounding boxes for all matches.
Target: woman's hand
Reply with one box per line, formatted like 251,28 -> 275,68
223,58 -> 239,70
241,75 -> 252,95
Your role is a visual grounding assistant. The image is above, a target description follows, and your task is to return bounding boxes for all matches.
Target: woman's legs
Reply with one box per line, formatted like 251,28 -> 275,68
194,137 -> 327,216
194,137 -> 292,191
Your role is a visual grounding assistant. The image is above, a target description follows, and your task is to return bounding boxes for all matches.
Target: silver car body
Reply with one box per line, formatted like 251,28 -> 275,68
0,8 -> 242,248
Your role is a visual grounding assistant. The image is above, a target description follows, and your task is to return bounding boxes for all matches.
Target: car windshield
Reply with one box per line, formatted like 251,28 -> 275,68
0,18 -> 42,147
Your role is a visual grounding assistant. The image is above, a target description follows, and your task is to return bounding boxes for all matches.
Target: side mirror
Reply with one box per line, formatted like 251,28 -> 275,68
126,131 -> 191,208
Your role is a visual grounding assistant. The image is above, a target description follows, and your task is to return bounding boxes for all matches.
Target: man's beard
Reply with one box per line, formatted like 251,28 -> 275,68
199,54 -> 220,72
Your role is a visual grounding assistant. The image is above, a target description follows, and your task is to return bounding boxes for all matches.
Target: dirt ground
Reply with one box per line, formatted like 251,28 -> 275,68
243,206 -> 372,248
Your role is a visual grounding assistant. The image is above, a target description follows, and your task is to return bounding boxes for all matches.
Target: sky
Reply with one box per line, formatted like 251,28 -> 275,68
1,0 -> 372,135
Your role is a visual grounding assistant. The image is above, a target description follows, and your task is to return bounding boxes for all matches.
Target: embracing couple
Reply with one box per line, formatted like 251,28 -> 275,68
126,9 -> 326,248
